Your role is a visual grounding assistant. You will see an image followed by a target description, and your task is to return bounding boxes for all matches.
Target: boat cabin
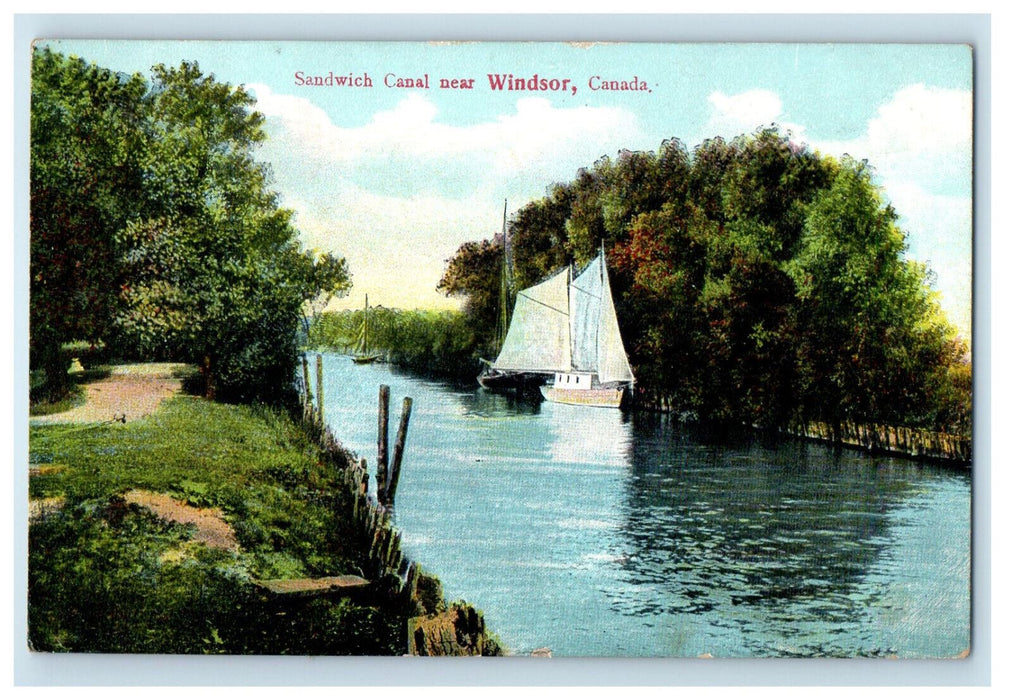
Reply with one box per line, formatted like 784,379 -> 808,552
553,372 -> 596,390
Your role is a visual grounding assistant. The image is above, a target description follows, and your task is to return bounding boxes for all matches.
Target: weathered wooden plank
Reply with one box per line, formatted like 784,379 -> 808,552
377,385 -> 390,500
386,397 -> 413,504
315,354 -> 325,419
256,575 -> 370,598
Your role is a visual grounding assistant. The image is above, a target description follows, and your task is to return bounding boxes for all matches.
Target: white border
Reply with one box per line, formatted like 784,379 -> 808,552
7,12 -> 994,688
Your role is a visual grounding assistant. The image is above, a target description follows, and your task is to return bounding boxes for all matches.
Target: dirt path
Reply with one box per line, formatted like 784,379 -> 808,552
30,363 -> 190,425
123,489 -> 239,552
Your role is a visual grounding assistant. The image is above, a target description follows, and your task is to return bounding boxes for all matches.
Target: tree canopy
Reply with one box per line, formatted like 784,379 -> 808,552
442,130 -> 970,434
30,48 -> 350,403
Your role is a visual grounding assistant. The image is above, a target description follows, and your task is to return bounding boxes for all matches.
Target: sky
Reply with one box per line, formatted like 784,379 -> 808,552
41,39 -> 974,337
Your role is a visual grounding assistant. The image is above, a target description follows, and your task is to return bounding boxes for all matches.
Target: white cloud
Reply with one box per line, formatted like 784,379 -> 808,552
247,84 -> 644,310
814,84 -> 972,198
290,187 -> 493,312
703,89 -> 806,140
251,84 -> 640,195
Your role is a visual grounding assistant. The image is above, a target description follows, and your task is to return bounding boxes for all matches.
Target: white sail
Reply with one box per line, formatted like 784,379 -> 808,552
597,254 -> 635,384
569,256 -> 603,372
493,267 -> 571,372
492,250 -> 633,386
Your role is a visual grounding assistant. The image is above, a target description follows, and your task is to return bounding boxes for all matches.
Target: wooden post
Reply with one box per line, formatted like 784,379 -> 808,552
403,561 -> 419,601
377,385 -> 390,501
369,527 -> 385,561
387,531 -> 403,574
386,397 -> 413,505
302,355 -> 312,415
315,354 -> 325,420
364,504 -> 376,538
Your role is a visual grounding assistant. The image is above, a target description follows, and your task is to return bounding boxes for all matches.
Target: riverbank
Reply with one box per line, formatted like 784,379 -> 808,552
634,391 -> 971,466
783,420 -> 971,466
27,362 -> 501,655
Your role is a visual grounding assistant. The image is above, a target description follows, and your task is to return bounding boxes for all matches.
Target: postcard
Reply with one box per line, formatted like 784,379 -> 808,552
25,36 -> 974,667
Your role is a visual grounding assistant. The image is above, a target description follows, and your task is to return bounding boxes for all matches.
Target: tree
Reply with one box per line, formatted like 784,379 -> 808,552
439,132 -> 970,433
31,50 -> 351,405
112,61 -> 351,402
788,157 -> 965,430
30,48 -> 147,397
508,184 -> 573,289
437,238 -> 503,355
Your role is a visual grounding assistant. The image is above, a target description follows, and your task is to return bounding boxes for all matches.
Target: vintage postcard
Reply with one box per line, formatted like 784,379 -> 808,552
25,36 -> 974,666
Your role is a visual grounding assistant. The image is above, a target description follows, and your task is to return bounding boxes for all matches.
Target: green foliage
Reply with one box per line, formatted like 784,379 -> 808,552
30,48 -> 148,399
308,307 -> 482,380
441,128 -> 971,433
437,238 -> 503,351
28,396 -> 405,654
30,48 -> 351,405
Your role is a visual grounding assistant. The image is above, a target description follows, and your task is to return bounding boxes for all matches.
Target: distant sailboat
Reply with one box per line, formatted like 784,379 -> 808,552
352,294 -> 383,364
487,247 -> 634,408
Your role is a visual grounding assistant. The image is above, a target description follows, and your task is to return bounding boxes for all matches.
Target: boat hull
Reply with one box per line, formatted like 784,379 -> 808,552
352,354 -> 383,365
478,369 -> 548,392
539,385 -> 626,408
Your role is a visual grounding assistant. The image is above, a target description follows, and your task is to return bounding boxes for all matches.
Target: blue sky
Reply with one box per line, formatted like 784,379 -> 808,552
43,39 -> 973,336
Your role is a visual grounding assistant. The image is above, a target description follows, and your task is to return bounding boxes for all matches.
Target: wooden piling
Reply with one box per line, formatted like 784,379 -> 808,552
403,561 -> 419,601
302,355 -> 312,416
315,354 -> 325,419
387,531 -> 403,574
377,385 -> 390,501
386,397 -> 413,505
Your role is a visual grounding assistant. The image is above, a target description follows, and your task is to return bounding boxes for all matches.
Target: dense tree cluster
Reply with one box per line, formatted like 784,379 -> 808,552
31,48 -> 350,403
441,132 -> 971,433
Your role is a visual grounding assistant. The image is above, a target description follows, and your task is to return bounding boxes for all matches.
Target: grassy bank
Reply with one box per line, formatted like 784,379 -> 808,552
28,392 -> 415,654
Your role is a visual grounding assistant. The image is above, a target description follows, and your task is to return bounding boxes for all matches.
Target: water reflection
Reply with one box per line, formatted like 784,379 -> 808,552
462,387 -> 544,417
544,402 -> 634,466
611,415 -> 968,656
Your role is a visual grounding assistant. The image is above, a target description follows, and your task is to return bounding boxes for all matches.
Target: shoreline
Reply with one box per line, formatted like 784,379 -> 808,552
296,362 -> 504,656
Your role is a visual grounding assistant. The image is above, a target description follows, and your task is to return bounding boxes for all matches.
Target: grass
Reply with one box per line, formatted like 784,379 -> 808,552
28,395 -> 410,654
28,383 -> 86,416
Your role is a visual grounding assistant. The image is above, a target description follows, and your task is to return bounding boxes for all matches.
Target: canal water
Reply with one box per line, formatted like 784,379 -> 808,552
314,353 -> 971,658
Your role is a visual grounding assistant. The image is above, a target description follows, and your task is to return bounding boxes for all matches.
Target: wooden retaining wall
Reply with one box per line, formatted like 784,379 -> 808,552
785,420 -> 971,466
296,355 -> 500,655
634,390 -> 970,465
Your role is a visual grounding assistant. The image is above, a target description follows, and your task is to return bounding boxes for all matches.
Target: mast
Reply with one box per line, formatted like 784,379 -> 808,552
598,244 -> 604,376
502,198 -> 509,281
498,200 -> 510,353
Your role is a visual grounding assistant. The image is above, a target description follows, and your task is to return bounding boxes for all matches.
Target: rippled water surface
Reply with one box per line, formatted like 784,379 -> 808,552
316,354 -> 970,658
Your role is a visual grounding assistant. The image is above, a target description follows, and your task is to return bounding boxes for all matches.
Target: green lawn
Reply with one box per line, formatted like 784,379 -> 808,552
28,395 -> 410,654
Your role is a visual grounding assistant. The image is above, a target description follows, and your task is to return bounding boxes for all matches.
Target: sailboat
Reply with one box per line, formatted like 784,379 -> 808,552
486,247 -> 635,408
352,294 -> 383,364
478,201 -> 547,392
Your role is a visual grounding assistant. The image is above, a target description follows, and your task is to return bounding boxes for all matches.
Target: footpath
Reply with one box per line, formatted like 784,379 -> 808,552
29,363 -> 187,425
